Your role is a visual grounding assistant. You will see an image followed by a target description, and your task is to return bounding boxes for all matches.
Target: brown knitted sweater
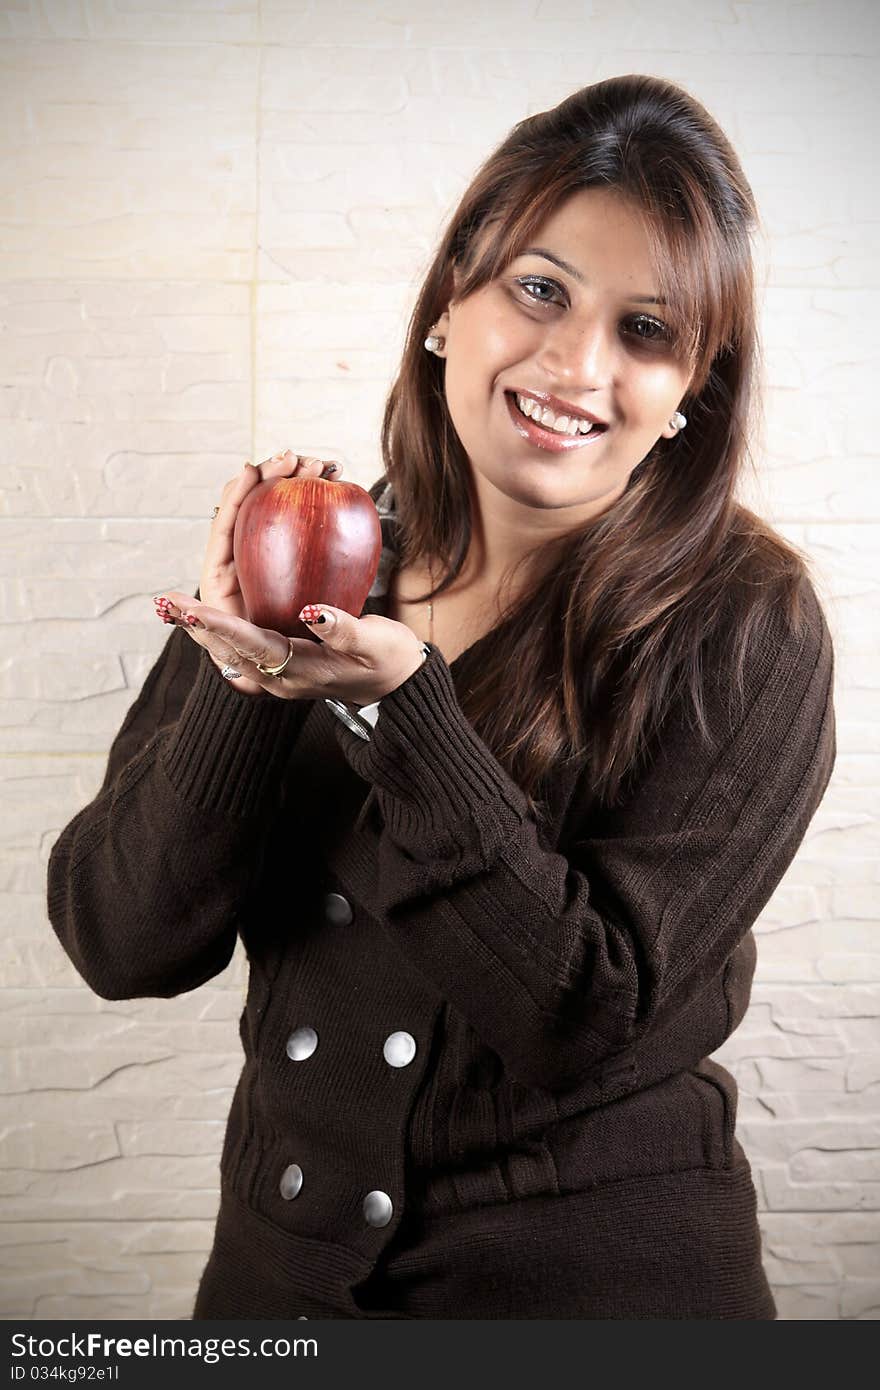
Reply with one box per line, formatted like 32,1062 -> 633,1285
46,482 -> 836,1319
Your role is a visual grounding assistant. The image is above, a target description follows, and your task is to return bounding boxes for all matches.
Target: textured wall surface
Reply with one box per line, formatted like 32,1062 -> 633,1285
1,0 -> 877,1322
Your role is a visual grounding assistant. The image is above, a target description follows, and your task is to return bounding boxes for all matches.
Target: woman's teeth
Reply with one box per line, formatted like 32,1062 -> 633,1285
514,394 -> 598,436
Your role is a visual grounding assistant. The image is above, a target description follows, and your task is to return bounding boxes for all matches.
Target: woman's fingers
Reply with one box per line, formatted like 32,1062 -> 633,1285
152,593 -> 424,707
153,595 -> 253,672
209,460 -> 262,551
156,594 -> 295,675
255,450 -> 343,482
153,595 -> 267,696
305,456 -> 344,480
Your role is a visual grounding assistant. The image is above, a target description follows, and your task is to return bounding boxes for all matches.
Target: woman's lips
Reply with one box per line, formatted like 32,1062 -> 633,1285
504,392 -> 609,453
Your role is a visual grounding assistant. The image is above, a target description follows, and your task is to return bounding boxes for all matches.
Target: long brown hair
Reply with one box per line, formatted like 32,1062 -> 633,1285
379,74 -> 816,817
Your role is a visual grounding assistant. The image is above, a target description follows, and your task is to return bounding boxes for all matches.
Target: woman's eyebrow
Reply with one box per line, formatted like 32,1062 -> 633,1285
519,246 -> 667,306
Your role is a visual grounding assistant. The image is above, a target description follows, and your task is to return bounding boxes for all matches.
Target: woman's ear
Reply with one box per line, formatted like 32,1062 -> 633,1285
439,257 -> 463,312
427,259 -> 464,353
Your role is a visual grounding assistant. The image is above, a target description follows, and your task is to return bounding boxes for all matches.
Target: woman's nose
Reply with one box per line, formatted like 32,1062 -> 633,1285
538,314 -> 614,387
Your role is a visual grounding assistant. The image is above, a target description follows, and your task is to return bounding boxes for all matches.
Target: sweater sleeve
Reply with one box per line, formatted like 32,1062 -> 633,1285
46,620 -> 312,1001
332,575 -> 836,1091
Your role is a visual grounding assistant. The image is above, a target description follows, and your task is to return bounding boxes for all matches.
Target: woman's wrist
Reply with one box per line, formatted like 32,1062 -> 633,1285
358,640 -> 430,708
378,641 -> 431,703
326,643 -> 430,741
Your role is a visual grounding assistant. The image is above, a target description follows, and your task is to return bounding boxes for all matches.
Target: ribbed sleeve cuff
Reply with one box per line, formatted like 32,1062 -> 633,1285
160,646 -> 307,818
336,644 -> 531,840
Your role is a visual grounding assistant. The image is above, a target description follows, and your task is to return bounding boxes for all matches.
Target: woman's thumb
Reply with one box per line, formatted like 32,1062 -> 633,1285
299,603 -> 341,638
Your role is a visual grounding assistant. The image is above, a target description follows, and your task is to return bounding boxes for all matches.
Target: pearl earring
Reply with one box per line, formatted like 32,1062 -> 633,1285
670,411 -> 687,431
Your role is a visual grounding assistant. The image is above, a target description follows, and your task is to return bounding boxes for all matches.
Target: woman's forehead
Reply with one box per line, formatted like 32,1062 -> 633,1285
468,188 -> 662,268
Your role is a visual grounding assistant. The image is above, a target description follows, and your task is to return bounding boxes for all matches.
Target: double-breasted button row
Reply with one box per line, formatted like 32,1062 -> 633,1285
279,1165 -> 393,1229
280,1026 -> 410,1226
279,891 -> 410,1230
285,1025 -> 417,1068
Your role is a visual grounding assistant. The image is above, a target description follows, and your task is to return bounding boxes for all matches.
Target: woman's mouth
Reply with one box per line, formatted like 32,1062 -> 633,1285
504,392 -> 610,453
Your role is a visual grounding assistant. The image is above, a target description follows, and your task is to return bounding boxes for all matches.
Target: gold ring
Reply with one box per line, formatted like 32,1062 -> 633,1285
256,638 -> 294,678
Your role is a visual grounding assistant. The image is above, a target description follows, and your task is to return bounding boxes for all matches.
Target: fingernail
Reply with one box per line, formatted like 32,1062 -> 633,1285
323,462 -> 339,474
299,604 -> 329,626
183,613 -> 203,628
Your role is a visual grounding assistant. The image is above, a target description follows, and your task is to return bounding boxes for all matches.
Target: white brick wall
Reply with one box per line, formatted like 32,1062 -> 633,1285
1,0 -> 876,1321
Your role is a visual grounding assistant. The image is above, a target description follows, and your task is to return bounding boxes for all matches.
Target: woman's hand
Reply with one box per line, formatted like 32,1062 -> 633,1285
152,595 -> 428,708
161,449 -> 343,697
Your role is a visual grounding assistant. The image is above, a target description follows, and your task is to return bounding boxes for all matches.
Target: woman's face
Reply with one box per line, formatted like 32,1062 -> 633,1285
434,186 -> 695,520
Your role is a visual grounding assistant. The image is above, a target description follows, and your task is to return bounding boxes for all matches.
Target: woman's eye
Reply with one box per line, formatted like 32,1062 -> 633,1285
627,314 -> 671,343
514,276 -> 564,306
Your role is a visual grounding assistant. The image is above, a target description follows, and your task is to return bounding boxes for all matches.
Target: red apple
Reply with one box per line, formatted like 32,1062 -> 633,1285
233,475 -> 382,639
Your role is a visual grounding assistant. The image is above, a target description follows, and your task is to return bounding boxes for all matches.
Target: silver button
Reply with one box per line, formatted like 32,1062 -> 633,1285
323,891 -> 353,926
363,1189 -> 393,1228
297,1316 -> 308,1320
286,1026 -> 318,1061
383,1031 -> 417,1068
280,1163 -> 303,1200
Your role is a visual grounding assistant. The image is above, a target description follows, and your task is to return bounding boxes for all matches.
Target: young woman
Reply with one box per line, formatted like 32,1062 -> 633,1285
47,75 -> 836,1319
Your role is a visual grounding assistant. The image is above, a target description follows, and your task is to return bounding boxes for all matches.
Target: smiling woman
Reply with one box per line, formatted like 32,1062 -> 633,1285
386,81 -> 806,818
46,74 -> 835,1320
435,186 -> 691,480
